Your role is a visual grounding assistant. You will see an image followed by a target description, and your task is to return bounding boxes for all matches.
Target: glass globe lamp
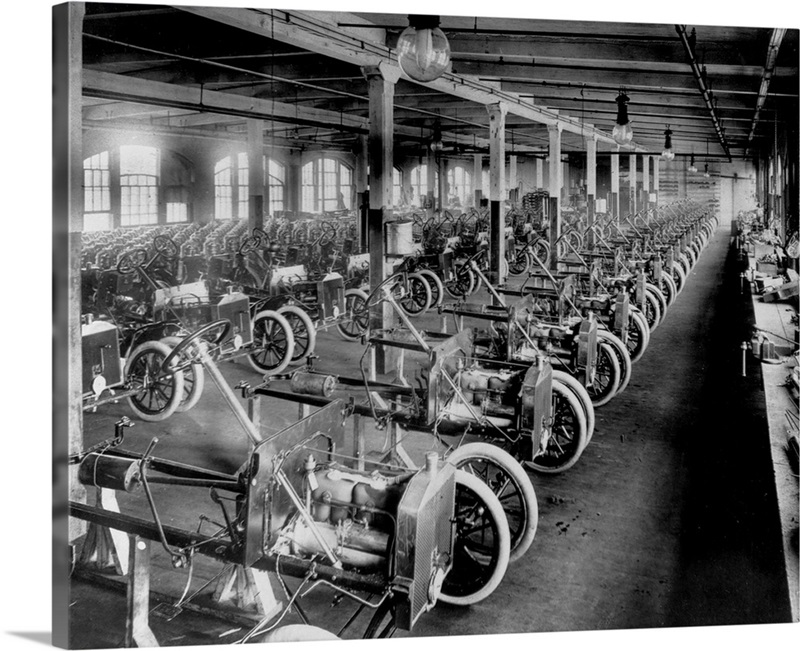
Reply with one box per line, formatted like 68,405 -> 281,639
397,15 -> 451,82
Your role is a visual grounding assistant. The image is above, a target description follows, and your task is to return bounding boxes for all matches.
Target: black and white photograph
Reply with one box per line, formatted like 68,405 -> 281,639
23,0 -> 800,649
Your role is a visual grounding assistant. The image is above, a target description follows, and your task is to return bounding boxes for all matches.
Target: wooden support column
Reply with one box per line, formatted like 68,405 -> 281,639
611,147 -> 620,220
426,150 -> 436,215
629,153 -> 637,217
509,154 -> 518,202
53,1 -> 86,577
355,134 -> 369,250
653,158 -> 660,207
439,158 -> 448,210
286,152 -> 301,214
54,13 -> 86,637
473,153 -> 483,206
548,125 -> 562,270
110,148 -> 121,229
487,103 -> 507,285
536,157 -> 544,190
586,136 -> 597,250
247,119 -> 265,230
642,155 -> 650,213
363,63 -> 401,374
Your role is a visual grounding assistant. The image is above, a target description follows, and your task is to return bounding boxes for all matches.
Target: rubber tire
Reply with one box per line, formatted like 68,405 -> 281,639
277,304 -> 316,363
336,288 -> 370,341
627,309 -> 651,363
124,340 -> 184,422
586,341 -> 621,407
418,269 -> 445,308
160,336 -> 204,412
597,330 -> 632,396
551,369 -> 595,445
438,470 -> 511,606
671,263 -> 687,294
444,266 -> 476,300
659,274 -> 678,307
646,283 -> 669,321
398,272 -> 432,316
447,442 -> 538,563
525,379 -> 588,474
507,248 -> 532,276
643,289 -> 662,332
247,310 -> 295,375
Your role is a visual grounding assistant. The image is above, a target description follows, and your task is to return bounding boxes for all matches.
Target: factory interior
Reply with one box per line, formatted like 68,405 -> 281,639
42,2 -> 799,650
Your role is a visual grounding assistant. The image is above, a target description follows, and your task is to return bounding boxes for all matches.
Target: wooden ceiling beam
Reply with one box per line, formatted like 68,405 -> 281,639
176,6 -> 645,151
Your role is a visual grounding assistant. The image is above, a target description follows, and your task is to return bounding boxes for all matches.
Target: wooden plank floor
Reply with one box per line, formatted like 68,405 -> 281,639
69,227 -> 793,648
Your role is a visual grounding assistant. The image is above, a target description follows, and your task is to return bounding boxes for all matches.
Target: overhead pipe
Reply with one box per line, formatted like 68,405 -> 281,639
746,28 -> 786,149
675,25 -> 732,162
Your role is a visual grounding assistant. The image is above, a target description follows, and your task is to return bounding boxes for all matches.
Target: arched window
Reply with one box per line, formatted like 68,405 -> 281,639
214,153 -> 248,220
409,164 -> 439,208
393,167 -> 403,206
163,150 -> 192,223
446,164 -> 472,207
120,145 -> 159,226
302,157 -> 353,213
265,158 -> 286,215
83,151 -> 111,231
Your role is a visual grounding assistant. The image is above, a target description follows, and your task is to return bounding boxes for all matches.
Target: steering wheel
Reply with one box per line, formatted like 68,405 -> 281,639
238,235 -> 262,256
153,235 -> 179,260
117,248 -> 149,275
252,227 -> 270,247
319,221 -> 337,246
161,319 -> 232,371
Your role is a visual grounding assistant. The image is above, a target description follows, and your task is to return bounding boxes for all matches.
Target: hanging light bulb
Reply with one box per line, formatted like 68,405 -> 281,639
397,15 -> 451,82
703,163 -> 710,178
661,126 -> 675,160
429,121 -> 444,153
612,91 -> 633,146
688,153 -> 697,173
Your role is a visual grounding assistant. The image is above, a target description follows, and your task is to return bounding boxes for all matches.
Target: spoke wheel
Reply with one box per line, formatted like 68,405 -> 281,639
418,269 -> 444,307
160,336 -> 204,412
447,443 -> 538,563
585,341 -> 621,407
336,288 -> 369,341
671,263 -> 687,294
597,330 -> 632,395
444,266 -> 475,299
439,470 -> 510,606
659,274 -> 678,307
507,248 -> 531,276
626,309 -> 651,363
643,289 -> 662,332
551,369 -> 595,445
398,272 -> 432,316
646,283 -> 669,322
124,340 -> 184,422
525,380 -> 588,474
247,310 -> 295,375
277,304 -> 316,363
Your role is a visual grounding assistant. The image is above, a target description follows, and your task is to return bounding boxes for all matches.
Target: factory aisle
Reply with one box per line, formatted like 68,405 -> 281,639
411,226 -> 792,637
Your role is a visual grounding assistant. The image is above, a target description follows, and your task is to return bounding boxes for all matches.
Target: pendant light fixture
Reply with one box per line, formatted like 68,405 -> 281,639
429,120 -> 444,154
688,152 -> 697,173
703,163 -> 710,178
612,91 -> 633,146
397,15 -> 451,82
661,126 -> 675,160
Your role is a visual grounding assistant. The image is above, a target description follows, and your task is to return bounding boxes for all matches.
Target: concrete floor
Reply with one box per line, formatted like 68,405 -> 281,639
68,227 -> 795,647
